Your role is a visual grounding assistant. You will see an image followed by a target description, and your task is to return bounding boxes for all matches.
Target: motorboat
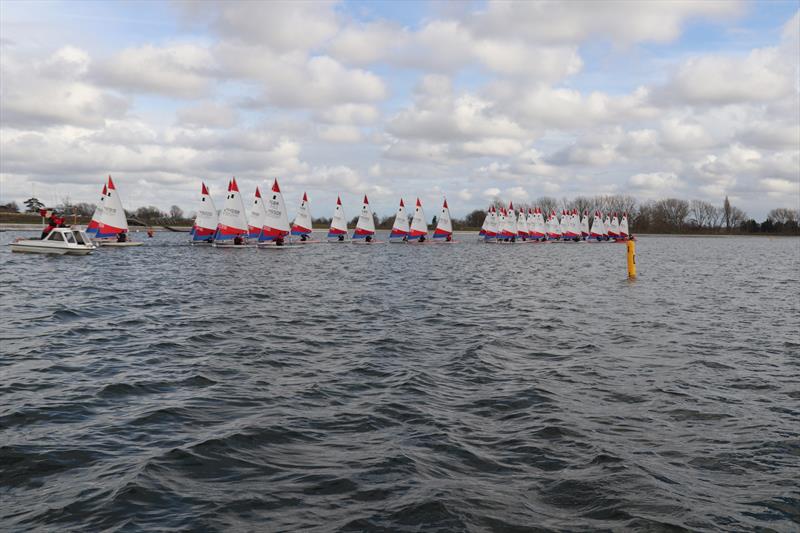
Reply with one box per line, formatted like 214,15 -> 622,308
9,228 -> 97,255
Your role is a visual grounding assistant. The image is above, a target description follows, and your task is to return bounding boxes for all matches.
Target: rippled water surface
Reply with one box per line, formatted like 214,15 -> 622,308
1,232 -> 799,532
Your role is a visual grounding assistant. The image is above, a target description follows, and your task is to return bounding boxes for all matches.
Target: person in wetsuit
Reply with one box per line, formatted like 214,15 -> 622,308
117,232 -> 127,243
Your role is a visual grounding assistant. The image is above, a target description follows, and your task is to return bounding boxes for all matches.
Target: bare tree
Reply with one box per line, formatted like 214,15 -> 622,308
169,205 -> 184,220
607,194 -> 637,216
536,196 -> 558,215
652,198 -> 689,232
767,208 -> 798,224
729,206 -> 747,229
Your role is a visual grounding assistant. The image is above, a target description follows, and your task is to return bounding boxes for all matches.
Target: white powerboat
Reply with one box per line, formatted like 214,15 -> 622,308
9,228 -> 97,255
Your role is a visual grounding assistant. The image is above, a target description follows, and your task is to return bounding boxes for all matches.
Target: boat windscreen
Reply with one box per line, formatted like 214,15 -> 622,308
72,232 -> 86,244
64,232 -> 76,244
47,232 -> 64,242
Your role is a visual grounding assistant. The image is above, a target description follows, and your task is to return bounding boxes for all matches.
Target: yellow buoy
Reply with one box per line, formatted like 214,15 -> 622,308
627,239 -> 636,279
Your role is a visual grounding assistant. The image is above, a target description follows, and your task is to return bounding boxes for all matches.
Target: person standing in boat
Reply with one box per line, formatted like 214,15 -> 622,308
40,211 -> 64,239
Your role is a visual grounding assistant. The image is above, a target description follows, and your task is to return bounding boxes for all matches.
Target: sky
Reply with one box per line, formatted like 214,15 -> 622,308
1,0 -> 798,220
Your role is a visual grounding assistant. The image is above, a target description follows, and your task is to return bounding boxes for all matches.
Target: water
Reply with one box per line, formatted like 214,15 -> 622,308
1,232 -> 798,532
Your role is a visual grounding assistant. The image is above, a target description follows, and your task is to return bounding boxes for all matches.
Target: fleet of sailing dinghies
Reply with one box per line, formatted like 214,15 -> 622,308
480,205 -> 631,243
353,195 -> 377,242
50,176 -> 634,251
390,199 -> 410,242
328,196 -> 349,242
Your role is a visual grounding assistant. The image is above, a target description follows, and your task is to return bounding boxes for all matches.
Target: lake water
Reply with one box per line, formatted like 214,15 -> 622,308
1,232 -> 798,531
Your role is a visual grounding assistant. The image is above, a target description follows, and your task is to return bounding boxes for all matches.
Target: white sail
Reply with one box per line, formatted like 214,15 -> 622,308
260,178 -> 291,242
291,192 -> 313,236
485,206 -> 499,239
581,210 -> 590,237
390,199 -> 410,241
548,210 -> 562,239
409,198 -> 428,241
609,212 -> 621,238
604,214 -> 612,237
517,208 -> 529,239
353,194 -> 376,240
433,198 -> 453,239
590,211 -> 605,239
192,182 -> 218,242
619,212 -> 630,238
215,178 -> 249,241
506,202 -> 518,238
247,187 -> 268,239
529,208 -> 545,238
328,196 -> 348,240
560,210 -> 573,237
86,183 -> 107,235
526,208 -> 536,236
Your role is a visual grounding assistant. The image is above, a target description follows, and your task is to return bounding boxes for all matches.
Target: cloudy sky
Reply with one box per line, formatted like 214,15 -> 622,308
1,0 -> 798,219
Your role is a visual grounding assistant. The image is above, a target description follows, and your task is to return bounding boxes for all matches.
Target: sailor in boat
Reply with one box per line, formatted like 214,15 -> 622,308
365,235 -> 373,243
116,232 -> 128,243
234,235 -> 244,245
418,235 -> 425,243
300,234 -> 309,242
41,211 -> 65,239
445,234 -> 452,242
338,235 -> 345,242
275,236 -> 285,246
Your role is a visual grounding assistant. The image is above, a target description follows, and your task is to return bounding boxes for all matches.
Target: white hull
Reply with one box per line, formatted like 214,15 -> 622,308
10,228 -> 96,255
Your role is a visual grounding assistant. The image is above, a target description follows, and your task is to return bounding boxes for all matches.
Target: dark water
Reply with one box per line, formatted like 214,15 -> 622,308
1,232 -> 799,532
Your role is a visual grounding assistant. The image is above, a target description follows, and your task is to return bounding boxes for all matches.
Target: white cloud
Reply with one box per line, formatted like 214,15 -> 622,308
317,124 -> 362,143
467,0 -> 744,45
316,103 -> 379,125
1,46 -> 129,129
179,0 -> 339,52
176,102 -> 238,128
95,44 -> 215,98
629,172 -> 686,193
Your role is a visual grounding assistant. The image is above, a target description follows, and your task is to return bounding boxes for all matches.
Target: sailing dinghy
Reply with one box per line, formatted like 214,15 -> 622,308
608,212 -> 621,240
529,208 -> 547,241
352,195 -> 379,243
90,176 -> 142,246
619,212 -> 630,240
191,182 -> 218,244
516,207 -> 530,241
433,198 -> 454,242
291,192 -> 315,242
482,206 -> 498,242
247,187 -> 268,240
547,210 -> 562,240
327,196 -> 349,242
581,210 -> 590,240
214,178 -> 249,246
258,179 -> 291,246
389,199 -> 410,243
408,198 -> 428,243
589,211 -> 605,241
